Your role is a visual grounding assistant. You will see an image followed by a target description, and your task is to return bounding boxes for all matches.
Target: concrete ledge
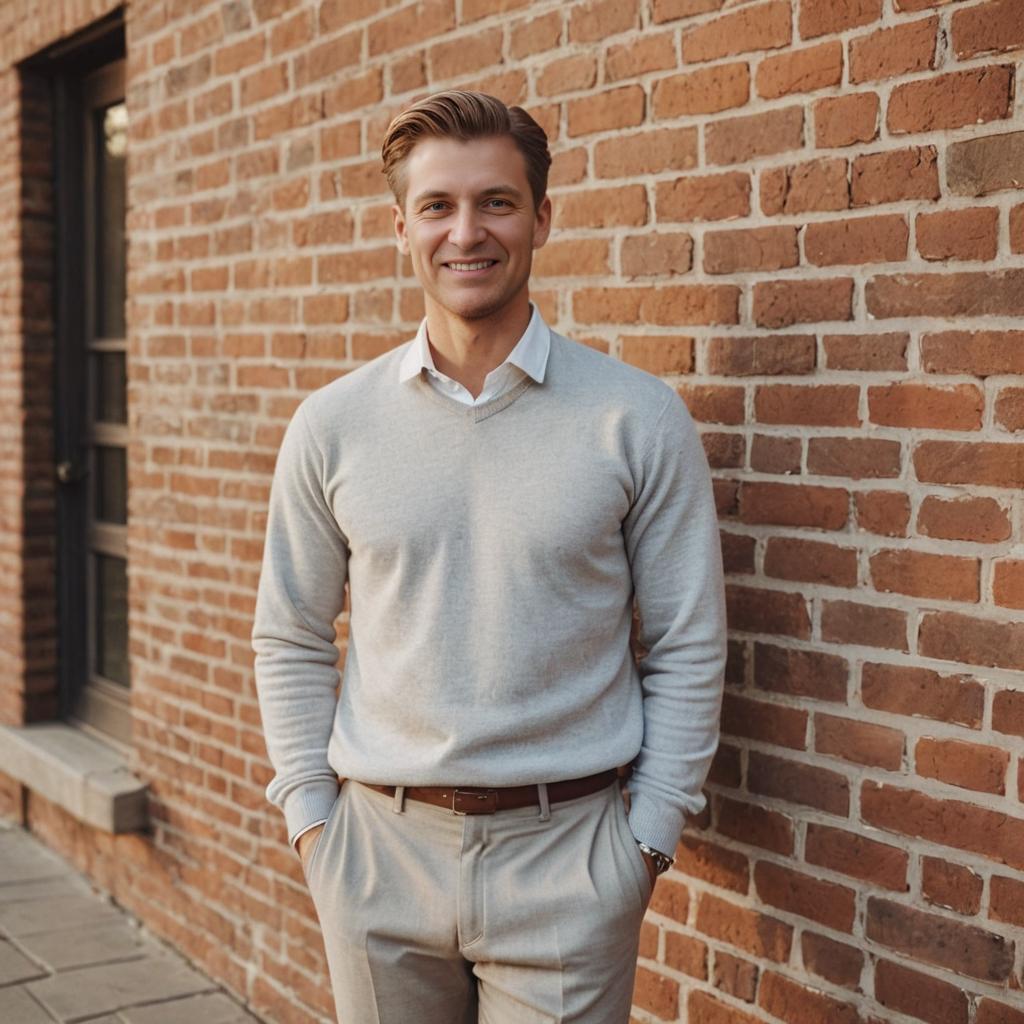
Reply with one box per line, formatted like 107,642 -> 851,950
0,723 -> 149,833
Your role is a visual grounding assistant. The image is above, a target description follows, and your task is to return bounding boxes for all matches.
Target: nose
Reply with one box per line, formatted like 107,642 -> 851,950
448,205 -> 487,250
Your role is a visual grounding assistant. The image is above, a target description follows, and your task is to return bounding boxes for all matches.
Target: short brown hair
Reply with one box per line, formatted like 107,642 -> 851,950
381,90 -> 551,210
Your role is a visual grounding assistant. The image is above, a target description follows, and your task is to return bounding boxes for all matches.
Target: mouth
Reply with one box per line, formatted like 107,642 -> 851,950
442,259 -> 498,274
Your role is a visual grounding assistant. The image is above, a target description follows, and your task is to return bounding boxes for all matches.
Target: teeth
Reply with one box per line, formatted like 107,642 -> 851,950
448,261 -> 494,271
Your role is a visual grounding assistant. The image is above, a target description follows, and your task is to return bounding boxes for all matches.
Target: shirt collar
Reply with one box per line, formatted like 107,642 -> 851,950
398,303 -> 550,386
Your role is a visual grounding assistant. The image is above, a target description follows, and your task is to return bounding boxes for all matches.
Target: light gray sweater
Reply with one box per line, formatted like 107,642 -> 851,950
251,323 -> 726,859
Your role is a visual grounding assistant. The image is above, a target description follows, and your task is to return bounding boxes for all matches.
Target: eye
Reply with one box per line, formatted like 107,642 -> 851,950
422,201 -> 448,214
485,198 -> 511,209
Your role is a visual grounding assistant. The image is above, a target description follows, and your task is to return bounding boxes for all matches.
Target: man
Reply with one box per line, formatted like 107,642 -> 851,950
251,90 -> 726,1023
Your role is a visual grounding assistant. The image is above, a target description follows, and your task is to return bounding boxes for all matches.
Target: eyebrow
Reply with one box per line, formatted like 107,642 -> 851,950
411,184 -> 526,205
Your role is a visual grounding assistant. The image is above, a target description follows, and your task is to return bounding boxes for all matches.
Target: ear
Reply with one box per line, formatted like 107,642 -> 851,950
532,194 -> 552,251
392,202 -> 410,256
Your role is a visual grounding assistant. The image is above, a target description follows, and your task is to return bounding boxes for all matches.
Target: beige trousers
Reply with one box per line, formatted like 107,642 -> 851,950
302,776 -> 654,1023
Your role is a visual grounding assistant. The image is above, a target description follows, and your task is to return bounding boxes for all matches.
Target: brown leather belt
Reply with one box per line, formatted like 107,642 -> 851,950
351,768 -> 619,815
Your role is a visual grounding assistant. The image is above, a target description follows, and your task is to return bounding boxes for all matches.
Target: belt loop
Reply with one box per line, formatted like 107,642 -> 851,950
537,782 -> 550,821
393,785 -> 406,814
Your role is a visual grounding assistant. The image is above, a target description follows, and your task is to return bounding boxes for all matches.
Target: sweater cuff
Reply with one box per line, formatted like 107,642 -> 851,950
284,779 -> 340,847
627,790 -> 686,862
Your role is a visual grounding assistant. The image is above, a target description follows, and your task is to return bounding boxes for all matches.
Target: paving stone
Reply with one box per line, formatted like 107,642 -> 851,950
0,876 -> 95,905
27,954 -> 216,1022
0,984 -> 56,1023
0,834 -> 69,886
118,992 -> 263,1023
0,894 -> 124,938
0,938 -> 47,984
17,919 -> 154,971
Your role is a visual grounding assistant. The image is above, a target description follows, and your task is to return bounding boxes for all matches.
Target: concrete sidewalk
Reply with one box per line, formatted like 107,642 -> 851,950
0,819 -> 264,1023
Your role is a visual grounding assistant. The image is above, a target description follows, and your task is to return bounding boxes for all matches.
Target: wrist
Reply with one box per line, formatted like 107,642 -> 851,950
636,840 -> 674,875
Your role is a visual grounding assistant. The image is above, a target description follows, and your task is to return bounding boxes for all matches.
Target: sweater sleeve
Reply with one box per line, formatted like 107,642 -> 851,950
622,389 -> 727,859
251,403 -> 348,847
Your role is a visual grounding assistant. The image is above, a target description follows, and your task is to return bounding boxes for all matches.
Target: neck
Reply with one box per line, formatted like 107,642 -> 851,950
423,294 -> 532,396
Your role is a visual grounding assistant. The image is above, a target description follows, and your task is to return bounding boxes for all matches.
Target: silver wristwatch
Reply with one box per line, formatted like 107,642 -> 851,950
636,840 -> 674,875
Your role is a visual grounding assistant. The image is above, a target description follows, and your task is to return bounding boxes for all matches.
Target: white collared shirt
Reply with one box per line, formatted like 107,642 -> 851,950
397,302 -> 550,405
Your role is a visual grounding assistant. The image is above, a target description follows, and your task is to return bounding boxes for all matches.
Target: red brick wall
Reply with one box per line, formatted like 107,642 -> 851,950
3,1 -> 1024,1022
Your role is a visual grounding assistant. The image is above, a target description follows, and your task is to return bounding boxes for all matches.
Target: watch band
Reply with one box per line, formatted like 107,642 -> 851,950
636,840 -> 674,875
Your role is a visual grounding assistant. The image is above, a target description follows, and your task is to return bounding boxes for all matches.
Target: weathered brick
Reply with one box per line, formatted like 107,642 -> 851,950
758,971 -> 860,1024
805,214 -> 908,266
914,440 -> 1024,489
755,384 -> 859,427
739,481 -> 849,529
704,335 -> 814,376
750,434 -> 801,474
761,157 -> 849,214
755,861 -> 856,931
867,270 -> 1024,319
916,495 -> 1012,543
713,951 -> 759,1002
594,126 -> 698,178
657,172 -> 751,222
748,750 -> 850,815
754,643 -> 848,702
755,41 -> 843,99
695,892 -> 793,962
994,560 -> 1024,609
706,106 -> 804,166
861,663 -> 984,729
806,823 -> 908,890
703,226 -> 798,274
807,437 -> 902,479
823,333 -> 908,371
849,17 -> 937,83
566,84 -> 645,136
874,959 -> 968,1024
852,146 -> 939,206
619,232 -> 693,278
922,857 -> 983,915
916,207 -> 999,262
620,335 -> 694,375
800,0 -> 882,38
753,278 -> 853,328
652,63 -> 751,118
916,736 -> 1009,795
888,66 -> 1014,135
822,600 -> 908,651
764,537 -> 858,587
573,284 -> 738,325
682,1 -> 791,62
816,712 -> 904,770
868,383 -> 983,431
568,0 -> 639,41
801,932 -> 864,990
951,0 -> 1024,59
606,31 -> 676,81
725,585 -> 811,638
947,130 -> 1024,196
919,611 -> 1024,672
814,93 -> 879,148
921,331 -> 1024,376
870,548 -> 979,602
995,387 -> 1024,433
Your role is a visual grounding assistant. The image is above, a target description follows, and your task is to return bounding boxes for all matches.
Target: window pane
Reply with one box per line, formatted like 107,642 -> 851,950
94,445 -> 127,524
94,350 -> 127,423
95,101 -> 126,339
95,553 -> 128,686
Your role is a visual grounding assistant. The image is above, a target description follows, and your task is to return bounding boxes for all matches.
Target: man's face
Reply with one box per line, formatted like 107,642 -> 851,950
392,135 -> 552,324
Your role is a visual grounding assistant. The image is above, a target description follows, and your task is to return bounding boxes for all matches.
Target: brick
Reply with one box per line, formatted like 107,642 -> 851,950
914,441 -> 1024,489
921,331 -> 1024,376
916,495 -> 1011,543
754,642 -> 848,702
706,439 -> 747,473
916,737 -> 1008,795
868,383 -> 983,431
704,335 -> 814,376
807,437 -> 902,479
1013,204 -> 1024,252
725,585 -> 811,638
594,126 -> 698,178
620,336 -> 694,376
676,834 -> 750,893
368,0 -> 454,55
922,857 -> 983,915
755,384 -> 859,427
703,227 -> 798,274
764,537 -> 857,587
761,157 -> 849,215
569,0 -> 638,41
755,861 -> 856,931
814,93 -> 879,148
822,600 -> 908,651
689,991 -> 764,1024
716,795 -> 795,854
993,689 -> 1024,738
573,285 -> 738,325
606,31 -> 675,81
919,611 -> 1024,672
815,712 -> 904,769
867,269 -> 1024,319
536,53 -> 597,96
696,893 -> 794,964
854,491 -> 910,537
738,481 -> 849,529
556,185 -> 648,228
549,148 -> 587,188
756,41 -> 842,99
508,11 -> 561,58
888,66 -> 1014,135
706,106 -> 804,166
800,933 -> 863,990
805,214 -> 908,266
633,964 -> 679,1020
990,875 -> 1024,927
724,691 -> 810,751
917,206 -> 998,262
867,897 -> 1014,982
678,384 -> 745,424
681,2 -> 791,62
852,146 -> 939,206
995,387 -> 1024,432
805,823 -> 908,890
873,959 -> 968,1024
862,662 -> 984,729
713,951 -> 758,1002
427,27 -> 502,79
753,279 -> 853,328
748,750 -> 850,815
750,434 -> 802,474
870,548 -> 979,602
652,0 -> 722,22
823,332 -> 908,371
619,232 -> 693,278
664,931 -> 708,978
849,17 -> 937,83
567,84 -> 645,136
758,971 -> 860,1024
652,63 -> 751,118
533,239 -> 610,277
951,0 -> 1024,58
947,130 -> 1024,196
800,0 -> 882,39
994,561 -> 1024,609
648,877 -> 690,923
657,172 -> 751,222
978,1002 -> 1024,1024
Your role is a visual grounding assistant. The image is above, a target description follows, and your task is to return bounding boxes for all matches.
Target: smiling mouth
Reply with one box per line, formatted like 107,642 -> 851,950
443,260 -> 497,272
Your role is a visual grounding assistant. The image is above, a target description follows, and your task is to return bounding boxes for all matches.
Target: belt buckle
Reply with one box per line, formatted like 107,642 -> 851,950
452,788 -> 499,815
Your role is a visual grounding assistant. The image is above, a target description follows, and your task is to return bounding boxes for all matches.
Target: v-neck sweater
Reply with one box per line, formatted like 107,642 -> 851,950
251,327 -> 727,859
